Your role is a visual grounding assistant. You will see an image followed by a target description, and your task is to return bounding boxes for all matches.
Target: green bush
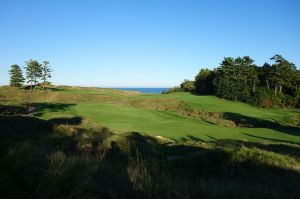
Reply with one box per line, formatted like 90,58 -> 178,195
180,79 -> 195,92
161,86 -> 183,94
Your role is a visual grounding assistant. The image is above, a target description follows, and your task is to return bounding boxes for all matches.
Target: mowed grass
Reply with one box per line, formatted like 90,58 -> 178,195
1,86 -> 299,143
38,102 -> 300,144
140,92 -> 298,122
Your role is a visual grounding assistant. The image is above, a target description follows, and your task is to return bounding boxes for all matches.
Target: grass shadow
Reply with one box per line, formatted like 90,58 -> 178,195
215,139 -> 300,160
124,132 -> 300,198
30,103 -> 76,117
242,133 -> 300,145
48,117 -> 82,125
0,103 -> 76,117
92,141 -> 135,198
223,112 -> 300,137
0,115 -> 83,155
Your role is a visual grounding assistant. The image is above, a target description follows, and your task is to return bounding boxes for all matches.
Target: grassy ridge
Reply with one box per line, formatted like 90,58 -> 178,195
142,92 -> 298,122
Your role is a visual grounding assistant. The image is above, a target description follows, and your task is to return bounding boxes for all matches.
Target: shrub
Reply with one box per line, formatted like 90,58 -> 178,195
161,86 -> 183,94
261,98 -> 271,108
180,79 -> 196,93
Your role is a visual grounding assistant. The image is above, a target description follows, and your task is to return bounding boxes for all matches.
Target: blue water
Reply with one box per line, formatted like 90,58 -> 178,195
112,88 -> 170,94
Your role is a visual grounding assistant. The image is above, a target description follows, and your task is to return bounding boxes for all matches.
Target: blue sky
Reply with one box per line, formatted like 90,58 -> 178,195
0,0 -> 299,87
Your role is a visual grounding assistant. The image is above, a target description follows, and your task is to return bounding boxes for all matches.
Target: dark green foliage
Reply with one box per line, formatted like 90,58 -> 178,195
174,54 -> 300,108
8,59 -> 53,91
180,79 -> 195,92
258,62 -> 272,89
161,86 -> 183,94
214,56 -> 259,101
25,59 -> 43,91
269,55 -> 295,96
41,61 -> 53,90
194,68 -> 215,94
163,80 -> 195,94
9,64 -> 24,87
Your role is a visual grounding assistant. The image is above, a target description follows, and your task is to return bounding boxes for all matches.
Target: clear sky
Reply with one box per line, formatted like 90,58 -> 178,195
0,0 -> 299,87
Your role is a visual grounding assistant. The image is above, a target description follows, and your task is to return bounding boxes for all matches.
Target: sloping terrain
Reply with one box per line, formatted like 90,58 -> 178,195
1,86 -> 300,198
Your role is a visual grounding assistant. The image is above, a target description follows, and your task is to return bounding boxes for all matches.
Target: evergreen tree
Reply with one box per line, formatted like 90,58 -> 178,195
214,56 -> 258,101
195,68 -> 215,94
269,55 -> 294,96
25,59 -> 42,92
174,54 -> 299,108
259,63 -> 272,89
41,61 -> 52,90
9,64 -> 24,87
241,56 -> 258,93
180,79 -> 195,92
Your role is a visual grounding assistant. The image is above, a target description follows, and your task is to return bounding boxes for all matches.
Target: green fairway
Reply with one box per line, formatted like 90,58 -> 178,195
35,89 -> 300,143
1,86 -> 299,143
141,92 -> 298,122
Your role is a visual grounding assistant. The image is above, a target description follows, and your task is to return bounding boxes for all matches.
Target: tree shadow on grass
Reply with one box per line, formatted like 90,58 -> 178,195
123,132 -> 300,198
48,117 -> 82,125
92,141 -> 135,199
30,103 -> 76,117
1,114 -> 300,198
0,103 -> 81,156
223,112 -> 300,137
0,115 -> 82,155
0,104 -> 28,115
215,139 -> 300,160
1,103 -> 300,198
242,133 -> 300,145
0,103 -> 76,117
185,135 -> 206,142
46,87 -> 65,92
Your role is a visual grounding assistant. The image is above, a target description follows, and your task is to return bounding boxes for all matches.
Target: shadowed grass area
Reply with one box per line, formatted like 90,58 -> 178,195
1,86 -> 300,198
222,112 -> 300,136
1,113 -> 300,198
143,92 -> 299,122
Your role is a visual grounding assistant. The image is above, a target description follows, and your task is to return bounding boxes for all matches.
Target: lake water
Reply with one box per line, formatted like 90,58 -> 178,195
112,88 -> 170,94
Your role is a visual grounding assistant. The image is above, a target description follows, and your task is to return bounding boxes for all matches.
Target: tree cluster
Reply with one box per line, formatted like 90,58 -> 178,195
9,59 -> 52,91
177,55 -> 300,108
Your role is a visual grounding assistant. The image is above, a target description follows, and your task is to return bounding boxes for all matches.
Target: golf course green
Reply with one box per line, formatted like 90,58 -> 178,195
26,86 -> 300,143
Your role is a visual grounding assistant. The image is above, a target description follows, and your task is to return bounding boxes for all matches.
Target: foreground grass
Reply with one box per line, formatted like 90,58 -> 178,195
0,86 -> 300,198
0,114 -> 299,198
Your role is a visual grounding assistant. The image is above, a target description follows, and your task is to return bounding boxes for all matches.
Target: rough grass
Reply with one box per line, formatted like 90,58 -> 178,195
1,86 -> 300,198
0,115 -> 299,198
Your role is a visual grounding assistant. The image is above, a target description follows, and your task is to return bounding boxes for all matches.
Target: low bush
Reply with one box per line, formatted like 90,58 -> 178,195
161,86 -> 183,94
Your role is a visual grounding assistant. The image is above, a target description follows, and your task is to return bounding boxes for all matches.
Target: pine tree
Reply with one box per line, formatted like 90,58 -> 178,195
9,64 -> 24,87
25,59 -> 42,92
41,61 -> 52,90
195,68 -> 215,94
269,55 -> 294,96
